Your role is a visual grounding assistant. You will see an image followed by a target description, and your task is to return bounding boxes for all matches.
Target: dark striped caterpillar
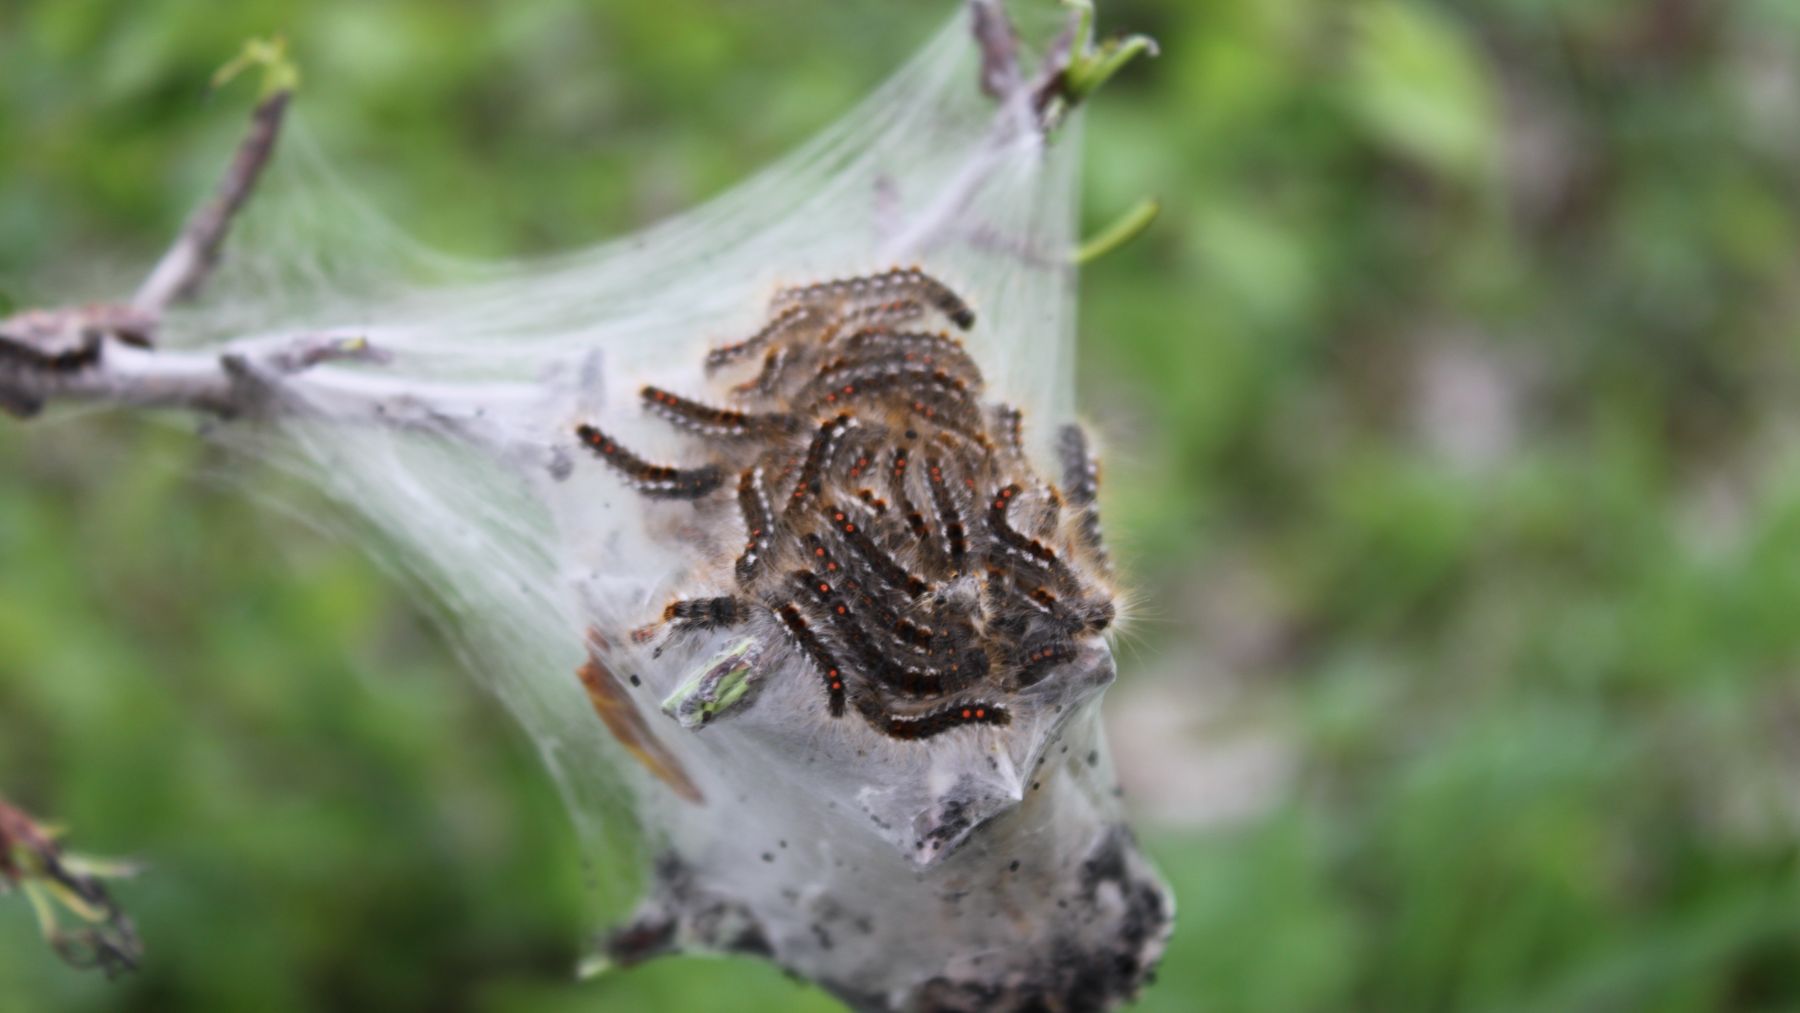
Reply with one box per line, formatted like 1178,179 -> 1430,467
575,268 -> 1114,741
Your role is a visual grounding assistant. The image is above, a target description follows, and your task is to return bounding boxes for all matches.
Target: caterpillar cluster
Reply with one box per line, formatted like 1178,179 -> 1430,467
576,268 -> 1114,742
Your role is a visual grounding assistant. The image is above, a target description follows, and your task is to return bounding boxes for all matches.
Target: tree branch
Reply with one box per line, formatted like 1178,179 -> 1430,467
0,327 -> 548,475
0,81 -> 295,422
0,85 -> 546,454
969,0 -> 1024,101
133,89 -> 290,314
3,13 -> 1173,1006
3,7 -> 1108,431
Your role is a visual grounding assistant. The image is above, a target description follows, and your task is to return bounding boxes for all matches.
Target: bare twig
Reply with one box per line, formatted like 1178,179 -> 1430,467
0,79 -> 526,440
0,304 -> 159,417
0,74 -> 293,421
969,0 -> 1156,132
0,90 -> 544,446
969,0 -> 1023,101
967,0 -> 1081,127
3,332 -> 539,435
4,8 -> 1119,429
133,89 -> 290,314
882,2 -> 1081,261
893,0 -> 1152,265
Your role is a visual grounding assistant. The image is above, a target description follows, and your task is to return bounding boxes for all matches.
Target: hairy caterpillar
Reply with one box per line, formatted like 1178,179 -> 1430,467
575,268 -> 1115,743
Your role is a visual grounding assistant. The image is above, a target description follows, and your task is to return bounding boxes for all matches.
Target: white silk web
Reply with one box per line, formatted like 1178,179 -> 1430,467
155,5 -> 1170,1008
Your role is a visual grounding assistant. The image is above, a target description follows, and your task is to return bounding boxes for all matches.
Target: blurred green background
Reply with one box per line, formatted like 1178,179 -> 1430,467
5,0 -> 1800,1009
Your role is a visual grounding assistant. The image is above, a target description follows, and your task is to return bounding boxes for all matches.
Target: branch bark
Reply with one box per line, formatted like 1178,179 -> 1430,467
0,87 -> 545,450
2,7 -> 1090,430
969,0 -> 1023,101
133,89 -> 290,314
1,88 -> 296,421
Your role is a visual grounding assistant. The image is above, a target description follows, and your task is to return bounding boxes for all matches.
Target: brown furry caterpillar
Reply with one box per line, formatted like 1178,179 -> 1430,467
575,268 -> 1116,742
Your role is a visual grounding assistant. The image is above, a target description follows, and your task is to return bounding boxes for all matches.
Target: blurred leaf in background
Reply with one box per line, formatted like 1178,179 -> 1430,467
5,0 -> 1800,1010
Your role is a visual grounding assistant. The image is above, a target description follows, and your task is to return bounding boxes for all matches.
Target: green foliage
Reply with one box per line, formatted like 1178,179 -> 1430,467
6,0 -> 1800,1009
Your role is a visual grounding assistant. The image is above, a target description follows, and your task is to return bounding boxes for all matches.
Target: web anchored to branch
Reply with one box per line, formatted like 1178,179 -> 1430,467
1,3 -> 1170,1009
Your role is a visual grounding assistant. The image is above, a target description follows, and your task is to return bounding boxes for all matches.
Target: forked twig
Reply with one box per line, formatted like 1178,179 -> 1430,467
0,75 -> 533,439
969,0 -> 1024,101
3,6 -> 1147,429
